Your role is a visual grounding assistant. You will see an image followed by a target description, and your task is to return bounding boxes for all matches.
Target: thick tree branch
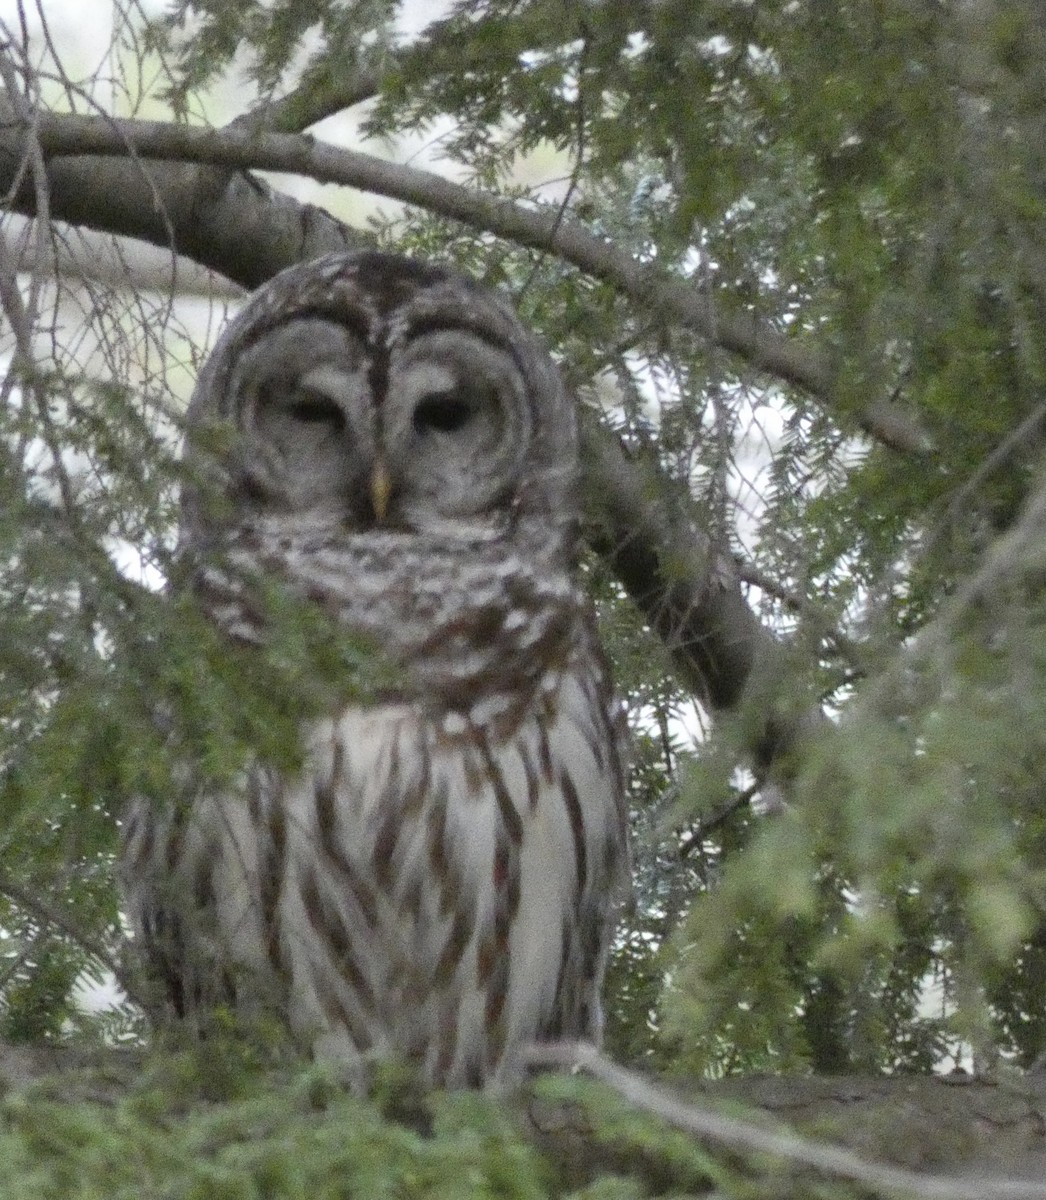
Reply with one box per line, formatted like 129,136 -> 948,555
0,114 -> 367,291
580,415 -> 762,710
580,417 -> 827,779
2,110 -> 931,455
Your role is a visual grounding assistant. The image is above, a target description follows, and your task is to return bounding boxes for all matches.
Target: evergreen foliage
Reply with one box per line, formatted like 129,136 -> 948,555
0,1046 -> 831,1199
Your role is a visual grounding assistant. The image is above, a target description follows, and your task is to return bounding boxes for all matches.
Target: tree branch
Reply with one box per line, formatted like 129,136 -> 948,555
3,109 -> 931,455
525,1042 -> 1046,1200
580,415 -> 827,772
580,415 -> 763,710
233,3 -> 596,136
234,64 -> 384,135
0,111 -> 367,290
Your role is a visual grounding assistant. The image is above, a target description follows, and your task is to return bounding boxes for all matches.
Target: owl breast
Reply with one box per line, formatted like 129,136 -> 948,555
267,659 -> 619,1087
134,622 -> 626,1090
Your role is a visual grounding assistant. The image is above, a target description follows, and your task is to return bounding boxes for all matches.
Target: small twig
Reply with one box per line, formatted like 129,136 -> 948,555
732,555 -> 864,668
524,1042 -> 1046,1200
921,398 -> 1046,562
887,465 -> 1046,681
0,36 -> 53,325
679,782 -> 759,854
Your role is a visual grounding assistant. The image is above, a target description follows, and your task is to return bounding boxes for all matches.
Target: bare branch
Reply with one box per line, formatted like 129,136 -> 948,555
920,398 -> 1046,563
870,462 -> 1046,695
732,555 -> 864,668
0,219 -> 244,297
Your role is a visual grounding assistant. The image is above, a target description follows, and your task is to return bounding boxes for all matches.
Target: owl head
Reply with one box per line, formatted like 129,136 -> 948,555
180,252 -> 579,551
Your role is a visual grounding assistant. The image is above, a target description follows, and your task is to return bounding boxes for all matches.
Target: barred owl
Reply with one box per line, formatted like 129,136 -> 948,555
120,251 -> 630,1090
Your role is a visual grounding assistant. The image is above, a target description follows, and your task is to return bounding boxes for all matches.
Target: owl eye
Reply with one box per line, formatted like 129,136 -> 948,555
286,395 -> 346,427
412,392 -> 477,435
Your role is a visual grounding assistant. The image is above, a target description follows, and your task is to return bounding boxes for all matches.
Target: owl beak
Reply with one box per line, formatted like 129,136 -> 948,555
370,456 -> 392,523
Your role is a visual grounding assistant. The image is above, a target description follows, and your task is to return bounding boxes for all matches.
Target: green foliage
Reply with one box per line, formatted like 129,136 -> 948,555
147,0 -> 402,116
0,1047 -> 844,1200
0,1058 -> 556,1200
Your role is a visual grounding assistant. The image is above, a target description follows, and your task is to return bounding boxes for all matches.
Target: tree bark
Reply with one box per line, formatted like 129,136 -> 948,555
522,1068 -> 1046,1198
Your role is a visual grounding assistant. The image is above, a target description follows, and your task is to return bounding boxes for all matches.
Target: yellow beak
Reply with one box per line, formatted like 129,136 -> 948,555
370,457 -> 391,523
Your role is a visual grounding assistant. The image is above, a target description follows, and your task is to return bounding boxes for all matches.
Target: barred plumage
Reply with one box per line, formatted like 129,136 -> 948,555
120,251 -> 631,1089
